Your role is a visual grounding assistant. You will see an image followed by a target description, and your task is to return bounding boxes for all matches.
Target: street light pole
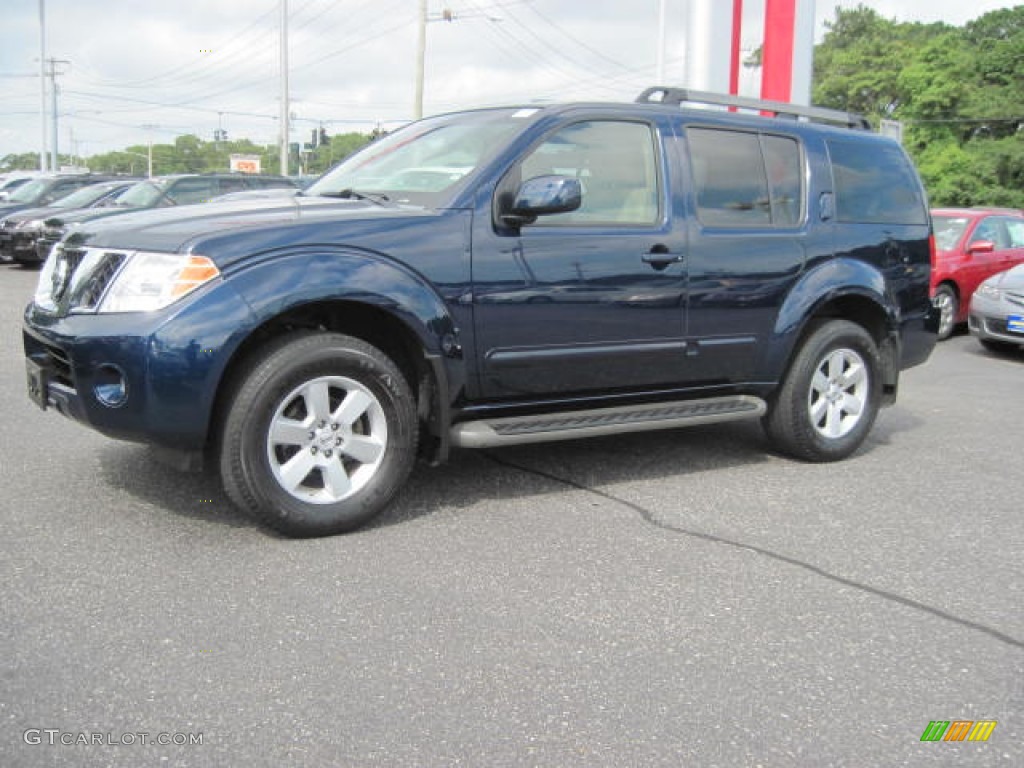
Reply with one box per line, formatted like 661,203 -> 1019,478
279,0 -> 290,176
414,0 -> 427,119
50,60 -> 59,171
39,0 -> 47,171
656,0 -> 667,83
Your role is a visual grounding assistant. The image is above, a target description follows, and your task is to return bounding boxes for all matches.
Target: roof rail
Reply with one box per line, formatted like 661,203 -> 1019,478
636,87 -> 872,131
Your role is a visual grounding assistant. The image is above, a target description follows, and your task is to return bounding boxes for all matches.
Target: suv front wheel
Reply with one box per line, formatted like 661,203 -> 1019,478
764,320 -> 881,462
219,332 -> 418,537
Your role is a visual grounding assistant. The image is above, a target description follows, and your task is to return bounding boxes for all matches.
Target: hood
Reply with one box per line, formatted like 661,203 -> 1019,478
1,203 -> 78,226
0,201 -> 35,216
65,195 -> 434,262
50,203 -> 148,227
987,264 -> 1024,291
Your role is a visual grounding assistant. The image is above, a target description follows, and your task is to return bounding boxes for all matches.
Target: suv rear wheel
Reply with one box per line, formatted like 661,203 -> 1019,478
764,320 -> 881,462
219,332 -> 417,536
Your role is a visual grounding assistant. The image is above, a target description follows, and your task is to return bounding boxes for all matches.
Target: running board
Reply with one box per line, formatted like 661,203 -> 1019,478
450,395 -> 766,448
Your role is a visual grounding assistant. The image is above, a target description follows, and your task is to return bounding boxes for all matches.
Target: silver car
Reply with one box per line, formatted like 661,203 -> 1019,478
968,263 -> 1024,352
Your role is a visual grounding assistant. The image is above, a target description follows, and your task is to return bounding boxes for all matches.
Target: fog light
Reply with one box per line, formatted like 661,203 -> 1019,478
93,365 -> 128,407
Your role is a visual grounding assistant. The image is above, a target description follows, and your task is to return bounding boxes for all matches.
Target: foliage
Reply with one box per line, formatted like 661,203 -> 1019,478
2,131 -> 375,180
814,4 -> 1024,208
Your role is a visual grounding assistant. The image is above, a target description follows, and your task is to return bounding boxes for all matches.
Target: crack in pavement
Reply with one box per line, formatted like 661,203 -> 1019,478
484,452 -> 1024,652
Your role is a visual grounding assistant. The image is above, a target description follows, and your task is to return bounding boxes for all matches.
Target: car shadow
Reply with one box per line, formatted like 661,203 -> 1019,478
962,339 -> 1024,362
96,408 -> 925,536
97,443 -> 256,530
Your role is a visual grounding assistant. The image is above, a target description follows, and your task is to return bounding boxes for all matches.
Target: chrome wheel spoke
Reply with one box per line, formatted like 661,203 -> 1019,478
303,380 -> 332,423
839,362 -> 866,389
333,389 -> 374,427
824,402 -> 844,437
342,434 -> 385,465
321,459 -> 353,498
811,370 -> 830,396
279,449 -> 318,492
810,395 -> 829,425
841,392 -> 864,416
270,417 -> 311,447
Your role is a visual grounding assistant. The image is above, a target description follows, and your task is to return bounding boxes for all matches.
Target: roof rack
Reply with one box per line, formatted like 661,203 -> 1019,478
636,87 -> 872,131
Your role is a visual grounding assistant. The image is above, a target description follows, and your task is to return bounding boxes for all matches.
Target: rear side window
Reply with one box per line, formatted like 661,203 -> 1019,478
686,128 -> 803,228
166,178 -> 219,205
828,139 -> 927,225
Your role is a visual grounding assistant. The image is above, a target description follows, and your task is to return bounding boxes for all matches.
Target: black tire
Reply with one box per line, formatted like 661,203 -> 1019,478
764,319 -> 881,462
934,285 -> 958,340
219,331 -> 418,537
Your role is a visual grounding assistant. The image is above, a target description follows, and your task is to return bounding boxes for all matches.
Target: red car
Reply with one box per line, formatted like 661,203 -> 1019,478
931,208 -> 1024,339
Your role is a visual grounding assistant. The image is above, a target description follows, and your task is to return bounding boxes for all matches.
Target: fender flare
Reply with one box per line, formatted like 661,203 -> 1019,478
762,258 -> 898,389
205,246 -> 463,459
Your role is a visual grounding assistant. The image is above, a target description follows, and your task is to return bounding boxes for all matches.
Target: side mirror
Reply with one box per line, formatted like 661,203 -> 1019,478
501,175 -> 582,226
968,239 -> 995,255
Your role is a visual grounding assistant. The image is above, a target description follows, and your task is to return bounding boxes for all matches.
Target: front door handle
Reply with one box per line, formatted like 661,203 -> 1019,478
642,246 -> 683,270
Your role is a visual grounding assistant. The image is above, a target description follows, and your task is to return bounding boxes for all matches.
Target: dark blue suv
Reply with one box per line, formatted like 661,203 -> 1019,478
23,89 -> 938,536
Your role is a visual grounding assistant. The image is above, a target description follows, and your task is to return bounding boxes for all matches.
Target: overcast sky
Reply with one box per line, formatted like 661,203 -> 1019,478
1,0 -> 1017,163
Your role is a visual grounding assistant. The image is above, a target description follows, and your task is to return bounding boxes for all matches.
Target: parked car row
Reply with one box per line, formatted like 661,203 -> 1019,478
0,172 -> 299,265
930,207 -> 1024,339
0,180 -> 136,263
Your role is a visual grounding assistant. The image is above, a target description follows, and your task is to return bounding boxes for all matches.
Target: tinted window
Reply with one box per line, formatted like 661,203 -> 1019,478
165,178 -> 219,205
687,128 -> 802,228
249,176 -> 295,189
828,139 -> 927,225
219,177 -> 248,194
518,120 -> 660,226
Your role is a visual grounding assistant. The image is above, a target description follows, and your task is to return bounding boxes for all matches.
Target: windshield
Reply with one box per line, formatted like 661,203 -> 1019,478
115,179 -> 169,208
49,183 -> 118,209
932,215 -> 970,251
9,179 -> 51,204
306,110 -> 528,206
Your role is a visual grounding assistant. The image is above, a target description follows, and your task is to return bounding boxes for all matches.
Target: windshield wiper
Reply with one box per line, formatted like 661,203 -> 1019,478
318,189 -> 391,206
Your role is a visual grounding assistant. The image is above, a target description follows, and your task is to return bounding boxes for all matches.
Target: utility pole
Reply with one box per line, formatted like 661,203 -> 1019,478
279,0 -> 290,176
656,0 -> 667,83
47,58 -> 70,172
141,124 -> 157,178
415,0 -> 427,119
39,0 -> 47,171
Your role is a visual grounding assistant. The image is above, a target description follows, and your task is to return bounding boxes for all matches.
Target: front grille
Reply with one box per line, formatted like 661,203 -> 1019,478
39,342 -> 74,388
1006,291 -> 1024,309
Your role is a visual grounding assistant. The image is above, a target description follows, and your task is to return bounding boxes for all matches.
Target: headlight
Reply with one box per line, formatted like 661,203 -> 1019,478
97,251 -> 220,313
16,219 -> 44,230
975,282 -> 1003,300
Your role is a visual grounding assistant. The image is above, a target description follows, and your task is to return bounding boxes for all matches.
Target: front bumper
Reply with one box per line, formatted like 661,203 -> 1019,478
23,281 -> 256,450
968,293 -> 1024,346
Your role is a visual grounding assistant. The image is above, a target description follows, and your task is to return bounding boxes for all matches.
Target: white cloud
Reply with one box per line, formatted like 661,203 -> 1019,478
0,0 -> 1017,163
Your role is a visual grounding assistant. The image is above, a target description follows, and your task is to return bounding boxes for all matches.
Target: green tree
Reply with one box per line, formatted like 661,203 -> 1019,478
813,4 -> 1024,208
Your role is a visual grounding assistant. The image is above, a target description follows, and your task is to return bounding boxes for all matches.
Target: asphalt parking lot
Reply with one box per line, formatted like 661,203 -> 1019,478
2,261 -> 1021,767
